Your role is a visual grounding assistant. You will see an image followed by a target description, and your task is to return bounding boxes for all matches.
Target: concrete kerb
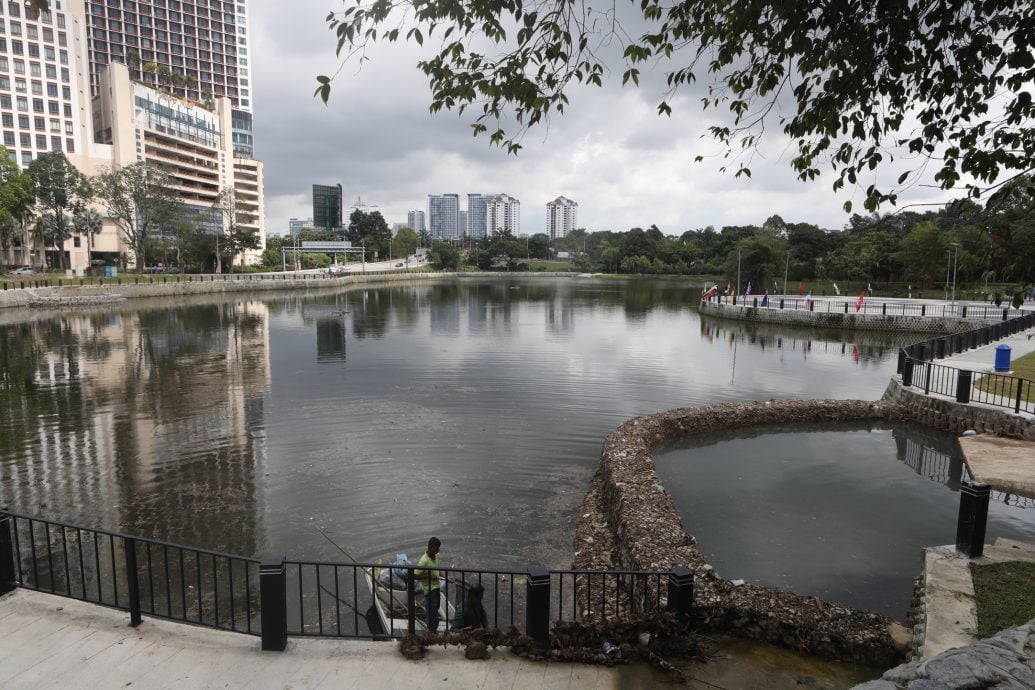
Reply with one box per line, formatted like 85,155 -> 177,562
575,399 -> 917,667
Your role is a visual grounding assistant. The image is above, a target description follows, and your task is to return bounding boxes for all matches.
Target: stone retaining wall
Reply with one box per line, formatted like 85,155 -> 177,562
699,300 -> 994,334
0,271 -> 453,310
883,378 -> 1035,440
574,399 -> 916,667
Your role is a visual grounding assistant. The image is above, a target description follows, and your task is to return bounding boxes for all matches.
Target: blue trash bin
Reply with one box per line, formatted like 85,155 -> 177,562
994,344 -> 1011,372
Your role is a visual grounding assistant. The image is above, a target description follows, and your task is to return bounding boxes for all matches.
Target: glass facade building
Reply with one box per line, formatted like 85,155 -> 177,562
313,183 -> 343,231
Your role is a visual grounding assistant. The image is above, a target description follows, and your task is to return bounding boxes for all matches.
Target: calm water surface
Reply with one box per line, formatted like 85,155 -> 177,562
655,423 -> 1035,618
0,277 -> 913,570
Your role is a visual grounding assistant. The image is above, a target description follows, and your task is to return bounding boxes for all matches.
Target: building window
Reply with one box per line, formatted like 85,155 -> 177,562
50,136 -> 60,150
73,236 -> 81,247
30,63 -> 41,77
19,132 -> 30,146
2,132 -> 13,146
34,117 -> 43,130
65,138 -> 74,153
32,98 -> 42,112
36,133 -> 46,147
64,121 -> 72,134
21,152 -> 31,165
0,114 -> 10,127
46,84 -> 57,97
49,119 -> 59,132
18,115 -> 28,128
0,77 -> 8,90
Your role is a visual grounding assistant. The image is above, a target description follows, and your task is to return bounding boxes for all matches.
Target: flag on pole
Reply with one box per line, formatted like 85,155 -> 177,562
833,282 -> 840,296
761,289 -> 769,307
702,284 -> 718,300
799,281 -> 804,296
856,291 -> 866,312
803,291 -> 813,310
745,282 -> 752,296
725,282 -> 731,295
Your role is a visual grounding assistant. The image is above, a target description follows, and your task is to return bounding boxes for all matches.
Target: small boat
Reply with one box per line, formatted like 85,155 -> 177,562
365,565 -> 454,638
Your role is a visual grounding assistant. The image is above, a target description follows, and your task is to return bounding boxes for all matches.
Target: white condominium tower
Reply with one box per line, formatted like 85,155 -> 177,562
465,193 -> 492,239
546,196 -> 578,239
406,209 -> 426,234
488,193 -> 520,236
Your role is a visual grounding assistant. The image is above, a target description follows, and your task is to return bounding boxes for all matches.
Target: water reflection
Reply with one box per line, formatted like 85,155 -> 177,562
654,422 -> 1035,618
1,278 -> 918,571
0,303 -> 270,554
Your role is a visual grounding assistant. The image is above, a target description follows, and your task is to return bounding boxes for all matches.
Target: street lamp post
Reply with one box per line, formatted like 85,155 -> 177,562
950,243 -> 959,305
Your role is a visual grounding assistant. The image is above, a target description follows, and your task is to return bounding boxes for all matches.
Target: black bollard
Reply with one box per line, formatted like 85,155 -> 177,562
956,369 -> 973,403
259,556 -> 288,651
525,566 -> 551,650
666,566 -> 694,627
956,481 -> 991,558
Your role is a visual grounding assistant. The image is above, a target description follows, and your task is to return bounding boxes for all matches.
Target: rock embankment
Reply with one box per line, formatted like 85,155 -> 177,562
575,399 -> 917,667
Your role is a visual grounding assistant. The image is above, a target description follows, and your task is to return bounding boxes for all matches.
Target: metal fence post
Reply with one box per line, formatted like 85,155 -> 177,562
0,512 -> 16,595
666,566 -> 694,627
406,570 -> 416,635
259,555 -> 288,651
924,362 -> 933,394
902,357 -> 914,387
1016,381 -> 1024,414
525,566 -> 550,649
956,481 -> 991,558
124,537 -> 142,627
897,350 -> 906,375
956,370 -> 973,403
961,306 -> 967,318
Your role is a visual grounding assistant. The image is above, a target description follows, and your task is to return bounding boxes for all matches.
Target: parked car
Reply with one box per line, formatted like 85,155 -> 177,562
7,266 -> 38,276
327,265 -> 350,275
395,262 -> 404,268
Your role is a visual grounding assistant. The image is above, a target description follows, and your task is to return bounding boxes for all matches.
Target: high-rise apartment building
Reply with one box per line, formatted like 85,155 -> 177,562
406,209 -> 425,234
0,0 -> 266,271
466,193 -> 491,239
458,210 -> 467,238
488,193 -> 520,236
546,196 -> 578,239
427,193 -> 459,239
83,0 -> 255,156
313,183 -> 343,232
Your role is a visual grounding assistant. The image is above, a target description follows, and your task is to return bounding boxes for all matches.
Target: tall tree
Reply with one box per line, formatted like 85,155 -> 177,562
0,147 -> 34,269
214,186 -> 260,271
93,162 -> 176,272
393,227 -> 420,258
27,152 -> 91,270
320,1 -> 1035,211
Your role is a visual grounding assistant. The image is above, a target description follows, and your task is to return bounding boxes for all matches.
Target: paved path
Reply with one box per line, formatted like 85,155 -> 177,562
0,589 -> 621,690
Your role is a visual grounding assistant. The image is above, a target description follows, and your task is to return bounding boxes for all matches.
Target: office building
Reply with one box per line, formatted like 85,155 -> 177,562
488,193 -> 520,236
313,183 -> 343,232
458,210 -> 467,238
466,193 -> 491,239
547,196 -> 578,239
427,193 -> 459,239
406,209 -> 425,234
288,217 -> 312,236
83,0 -> 255,157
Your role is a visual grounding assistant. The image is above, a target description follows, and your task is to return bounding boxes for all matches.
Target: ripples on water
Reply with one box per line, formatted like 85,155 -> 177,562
0,277 -> 920,570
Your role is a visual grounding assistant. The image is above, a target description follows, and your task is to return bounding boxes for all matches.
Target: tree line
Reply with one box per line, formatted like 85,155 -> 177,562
0,147 -> 258,274
419,178 -> 1034,300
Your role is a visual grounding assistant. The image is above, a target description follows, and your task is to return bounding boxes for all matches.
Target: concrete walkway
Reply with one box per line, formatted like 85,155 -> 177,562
0,590 -> 621,689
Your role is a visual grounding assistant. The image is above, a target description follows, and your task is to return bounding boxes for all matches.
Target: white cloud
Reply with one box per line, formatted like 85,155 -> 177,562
252,1 -> 957,237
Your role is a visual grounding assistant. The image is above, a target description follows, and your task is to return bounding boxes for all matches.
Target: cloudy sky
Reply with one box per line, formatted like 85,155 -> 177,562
251,1 -> 955,237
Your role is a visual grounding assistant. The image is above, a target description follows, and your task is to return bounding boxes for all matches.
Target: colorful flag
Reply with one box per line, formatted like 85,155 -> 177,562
803,291 -> 812,310
745,282 -> 752,296
799,281 -> 804,296
856,291 -> 865,312
761,289 -> 769,307
725,282 -> 731,295
702,284 -> 718,300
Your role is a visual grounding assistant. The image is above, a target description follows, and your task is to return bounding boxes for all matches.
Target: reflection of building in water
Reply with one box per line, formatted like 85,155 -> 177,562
430,288 -> 462,335
0,303 -> 270,555
301,299 -> 350,362
546,298 -> 574,334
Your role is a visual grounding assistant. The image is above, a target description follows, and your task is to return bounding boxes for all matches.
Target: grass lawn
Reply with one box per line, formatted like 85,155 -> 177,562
975,349 -> 1035,403
970,561 -> 1035,638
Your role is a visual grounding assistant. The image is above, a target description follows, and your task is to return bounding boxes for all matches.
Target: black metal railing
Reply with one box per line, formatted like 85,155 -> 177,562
0,510 -> 260,635
706,293 -> 1026,321
896,311 -> 1035,415
0,511 -> 690,650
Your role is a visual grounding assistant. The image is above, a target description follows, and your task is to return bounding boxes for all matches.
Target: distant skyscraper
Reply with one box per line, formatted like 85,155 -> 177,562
488,194 -> 520,236
428,194 -> 460,239
546,196 -> 578,239
458,211 -> 467,238
289,218 -> 313,236
466,194 -> 492,239
313,184 -> 343,231
407,210 -> 426,234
